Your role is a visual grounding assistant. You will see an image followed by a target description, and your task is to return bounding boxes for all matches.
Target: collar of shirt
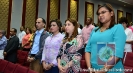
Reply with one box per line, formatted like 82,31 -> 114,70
0,36 -> 6,40
20,31 -> 25,34
35,29 -> 44,34
10,35 -> 16,39
86,24 -> 92,28
51,32 -> 61,37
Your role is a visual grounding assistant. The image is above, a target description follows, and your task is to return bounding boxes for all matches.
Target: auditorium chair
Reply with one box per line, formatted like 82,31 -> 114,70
0,59 -> 37,73
3,62 -> 17,73
13,64 -> 29,73
123,52 -> 133,73
0,59 -> 9,72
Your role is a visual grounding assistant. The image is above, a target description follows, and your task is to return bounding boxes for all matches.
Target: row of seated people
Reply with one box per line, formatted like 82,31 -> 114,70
0,59 -> 37,73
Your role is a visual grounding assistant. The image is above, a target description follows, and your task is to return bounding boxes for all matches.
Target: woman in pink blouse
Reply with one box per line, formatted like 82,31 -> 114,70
22,27 -> 32,51
42,19 -> 64,73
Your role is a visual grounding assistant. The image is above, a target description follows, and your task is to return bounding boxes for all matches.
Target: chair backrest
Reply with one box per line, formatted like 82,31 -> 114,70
13,65 -> 29,73
17,50 -> 29,65
0,59 -> 2,63
124,52 -> 133,67
4,62 -> 17,73
0,60 -> 9,72
17,50 -> 28,59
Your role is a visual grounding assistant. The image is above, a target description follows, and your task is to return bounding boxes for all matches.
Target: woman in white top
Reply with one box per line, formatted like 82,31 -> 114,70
119,17 -> 133,52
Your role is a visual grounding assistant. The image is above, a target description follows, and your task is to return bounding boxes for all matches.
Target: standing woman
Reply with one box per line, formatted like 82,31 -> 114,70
57,18 -> 83,73
22,27 -> 32,51
85,3 -> 126,73
42,19 -> 64,73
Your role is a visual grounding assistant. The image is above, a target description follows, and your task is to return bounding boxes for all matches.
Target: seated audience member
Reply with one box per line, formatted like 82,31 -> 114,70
119,17 -> 133,52
42,19 -> 64,73
4,28 -> 19,63
0,30 -> 7,59
22,27 -> 32,51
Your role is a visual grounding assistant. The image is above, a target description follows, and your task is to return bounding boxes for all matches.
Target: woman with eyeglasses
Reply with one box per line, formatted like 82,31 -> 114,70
85,3 -> 126,73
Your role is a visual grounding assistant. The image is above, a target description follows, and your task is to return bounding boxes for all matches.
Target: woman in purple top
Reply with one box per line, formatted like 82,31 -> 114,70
42,19 -> 64,73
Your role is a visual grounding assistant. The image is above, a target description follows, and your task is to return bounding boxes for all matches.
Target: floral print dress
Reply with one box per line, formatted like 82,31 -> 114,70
57,35 -> 83,73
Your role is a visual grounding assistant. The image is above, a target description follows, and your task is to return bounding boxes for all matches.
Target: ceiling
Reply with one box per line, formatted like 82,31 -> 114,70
100,0 -> 133,9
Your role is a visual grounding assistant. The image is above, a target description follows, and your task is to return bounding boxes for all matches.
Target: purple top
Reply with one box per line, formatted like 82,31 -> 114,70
42,33 -> 64,66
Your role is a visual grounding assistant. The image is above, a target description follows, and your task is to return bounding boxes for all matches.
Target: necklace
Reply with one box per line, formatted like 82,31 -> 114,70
100,27 -> 107,32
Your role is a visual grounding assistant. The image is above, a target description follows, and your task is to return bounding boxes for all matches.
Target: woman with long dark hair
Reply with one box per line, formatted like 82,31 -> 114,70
85,3 -> 126,73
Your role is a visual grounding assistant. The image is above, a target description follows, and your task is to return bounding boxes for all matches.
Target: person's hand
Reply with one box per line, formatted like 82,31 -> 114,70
58,65 -> 66,73
29,57 -> 35,62
22,44 -> 25,48
63,64 -> 69,72
46,64 -> 52,70
27,56 -> 31,62
3,52 -> 7,57
27,57 -> 35,62
43,63 -> 52,70
88,67 -> 95,73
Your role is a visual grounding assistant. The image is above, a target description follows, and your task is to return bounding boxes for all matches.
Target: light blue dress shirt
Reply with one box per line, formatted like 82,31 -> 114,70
0,36 -> 7,50
30,29 -> 44,54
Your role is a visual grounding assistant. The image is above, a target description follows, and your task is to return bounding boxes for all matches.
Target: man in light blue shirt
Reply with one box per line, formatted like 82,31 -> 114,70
30,28 -> 44,54
0,30 -> 7,59
27,18 -> 49,73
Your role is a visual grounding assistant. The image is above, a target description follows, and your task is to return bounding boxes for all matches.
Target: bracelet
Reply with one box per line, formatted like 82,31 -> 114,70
88,67 -> 93,72
101,67 -> 108,72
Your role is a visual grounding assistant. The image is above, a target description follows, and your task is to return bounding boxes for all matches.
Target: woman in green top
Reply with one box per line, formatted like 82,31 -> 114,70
85,3 -> 126,73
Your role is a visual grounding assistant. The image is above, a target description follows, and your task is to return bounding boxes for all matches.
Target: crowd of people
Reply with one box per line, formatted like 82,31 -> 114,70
0,3 -> 133,73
